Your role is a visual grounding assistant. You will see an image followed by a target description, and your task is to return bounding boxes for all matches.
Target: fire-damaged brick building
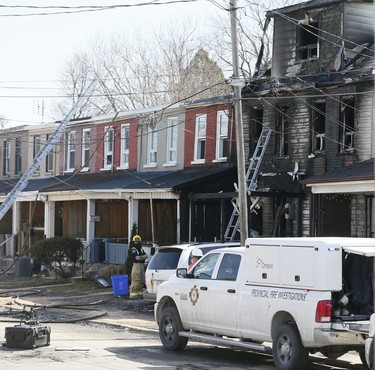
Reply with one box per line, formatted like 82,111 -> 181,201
240,0 -> 374,238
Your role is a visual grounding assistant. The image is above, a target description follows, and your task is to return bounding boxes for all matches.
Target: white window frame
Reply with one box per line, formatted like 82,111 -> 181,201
165,117 -> 178,166
120,124 -> 130,169
103,126 -> 114,170
33,135 -> 41,173
214,110 -> 228,162
3,139 -> 10,176
66,131 -> 76,172
45,134 -> 54,173
192,113 -> 206,164
15,137 -> 22,175
145,127 -> 157,167
81,129 -> 90,171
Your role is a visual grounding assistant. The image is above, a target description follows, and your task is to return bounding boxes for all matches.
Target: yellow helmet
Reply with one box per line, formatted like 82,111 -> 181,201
132,235 -> 142,242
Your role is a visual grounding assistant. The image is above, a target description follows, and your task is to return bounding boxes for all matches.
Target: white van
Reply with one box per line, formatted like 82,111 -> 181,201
143,242 -> 240,301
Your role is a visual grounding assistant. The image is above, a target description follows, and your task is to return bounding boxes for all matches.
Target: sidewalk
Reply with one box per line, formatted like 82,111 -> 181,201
91,295 -> 159,334
0,282 -> 159,334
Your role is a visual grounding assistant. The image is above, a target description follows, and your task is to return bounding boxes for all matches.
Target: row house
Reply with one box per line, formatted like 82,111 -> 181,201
241,0 -> 374,238
0,97 -> 237,259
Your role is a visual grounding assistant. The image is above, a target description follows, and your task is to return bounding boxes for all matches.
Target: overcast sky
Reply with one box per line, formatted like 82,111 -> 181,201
0,0 -> 223,126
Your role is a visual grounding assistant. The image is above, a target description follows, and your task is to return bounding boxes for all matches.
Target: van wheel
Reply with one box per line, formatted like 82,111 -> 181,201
159,307 -> 188,351
272,323 -> 308,370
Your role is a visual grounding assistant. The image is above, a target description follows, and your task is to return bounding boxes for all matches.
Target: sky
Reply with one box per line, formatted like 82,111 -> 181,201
0,0 -> 224,126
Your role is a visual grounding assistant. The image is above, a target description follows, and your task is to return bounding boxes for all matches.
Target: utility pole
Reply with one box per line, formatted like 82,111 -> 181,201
230,0 -> 248,245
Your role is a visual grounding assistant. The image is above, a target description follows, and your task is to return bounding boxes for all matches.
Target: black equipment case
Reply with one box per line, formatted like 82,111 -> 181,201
5,323 -> 51,349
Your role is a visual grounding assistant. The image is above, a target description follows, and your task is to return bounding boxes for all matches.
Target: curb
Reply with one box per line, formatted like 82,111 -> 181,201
91,318 -> 159,335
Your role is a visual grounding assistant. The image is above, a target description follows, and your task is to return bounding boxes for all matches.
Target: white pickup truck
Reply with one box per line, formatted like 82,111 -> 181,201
155,237 -> 375,370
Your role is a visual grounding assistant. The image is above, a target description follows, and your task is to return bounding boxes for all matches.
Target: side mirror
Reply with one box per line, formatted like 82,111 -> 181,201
176,268 -> 188,278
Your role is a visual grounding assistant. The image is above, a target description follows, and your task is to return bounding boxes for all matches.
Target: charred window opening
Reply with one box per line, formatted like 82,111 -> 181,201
297,20 -> 319,61
311,101 -> 326,153
339,96 -> 355,153
275,106 -> 289,157
250,106 -> 264,154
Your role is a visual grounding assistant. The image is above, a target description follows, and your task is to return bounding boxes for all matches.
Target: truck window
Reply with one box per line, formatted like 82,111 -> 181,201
217,253 -> 241,281
193,253 -> 220,279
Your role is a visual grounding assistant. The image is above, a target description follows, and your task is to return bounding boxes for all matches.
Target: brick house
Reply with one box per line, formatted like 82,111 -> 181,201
0,97 -> 237,258
240,0 -> 374,238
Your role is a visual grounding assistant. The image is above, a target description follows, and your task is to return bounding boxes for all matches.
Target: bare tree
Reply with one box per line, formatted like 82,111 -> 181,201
207,0 -> 303,78
53,19 -> 228,119
53,2 -> 304,119
0,114 -> 8,129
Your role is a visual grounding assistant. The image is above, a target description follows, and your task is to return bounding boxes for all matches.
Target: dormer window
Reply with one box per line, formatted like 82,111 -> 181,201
297,20 -> 319,61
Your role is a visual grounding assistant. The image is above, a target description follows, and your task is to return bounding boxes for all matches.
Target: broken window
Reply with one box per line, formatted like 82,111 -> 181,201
339,96 -> 355,152
297,20 -> 319,61
250,107 -> 264,155
275,106 -> 289,157
311,101 -> 326,153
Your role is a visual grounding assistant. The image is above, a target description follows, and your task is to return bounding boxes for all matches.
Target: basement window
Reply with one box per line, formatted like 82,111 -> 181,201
297,20 -> 319,61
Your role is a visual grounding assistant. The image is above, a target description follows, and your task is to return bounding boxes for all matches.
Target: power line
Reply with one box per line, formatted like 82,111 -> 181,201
0,0 -> 202,17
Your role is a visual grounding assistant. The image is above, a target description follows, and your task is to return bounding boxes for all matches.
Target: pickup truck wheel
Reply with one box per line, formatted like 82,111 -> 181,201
272,324 -> 308,370
159,307 -> 188,351
358,349 -> 367,367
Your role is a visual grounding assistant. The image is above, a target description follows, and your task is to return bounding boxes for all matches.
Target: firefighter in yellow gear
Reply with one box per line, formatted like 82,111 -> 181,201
129,235 -> 147,299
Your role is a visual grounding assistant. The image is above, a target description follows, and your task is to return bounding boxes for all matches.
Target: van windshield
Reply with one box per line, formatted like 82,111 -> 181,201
148,248 -> 182,270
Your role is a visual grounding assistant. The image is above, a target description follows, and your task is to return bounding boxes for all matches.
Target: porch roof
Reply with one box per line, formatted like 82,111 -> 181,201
302,158 -> 375,193
0,167 -> 236,196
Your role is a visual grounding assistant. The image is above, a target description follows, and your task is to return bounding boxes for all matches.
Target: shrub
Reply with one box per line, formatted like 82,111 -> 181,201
30,237 -> 84,279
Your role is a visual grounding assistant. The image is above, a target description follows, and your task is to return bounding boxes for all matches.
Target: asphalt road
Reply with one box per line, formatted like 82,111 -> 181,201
0,283 -> 369,369
0,320 -> 369,370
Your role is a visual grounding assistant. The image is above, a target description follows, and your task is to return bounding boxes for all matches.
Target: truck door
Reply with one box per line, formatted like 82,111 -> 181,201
208,253 -> 241,336
179,253 -> 220,331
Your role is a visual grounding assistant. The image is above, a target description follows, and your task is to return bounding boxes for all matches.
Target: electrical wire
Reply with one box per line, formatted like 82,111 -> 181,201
0,0 -> 203,17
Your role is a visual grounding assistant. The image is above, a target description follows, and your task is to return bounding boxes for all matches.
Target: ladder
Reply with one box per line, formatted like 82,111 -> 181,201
224,128 -> 272,241
0,79 -> 98,221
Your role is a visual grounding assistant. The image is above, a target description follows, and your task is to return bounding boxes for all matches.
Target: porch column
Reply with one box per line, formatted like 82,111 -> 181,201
176,198 -> 180,244
86,199 -> 95,243
128,197 -> 139,238
12,201 -> 20,256
44,200 -> 55,238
